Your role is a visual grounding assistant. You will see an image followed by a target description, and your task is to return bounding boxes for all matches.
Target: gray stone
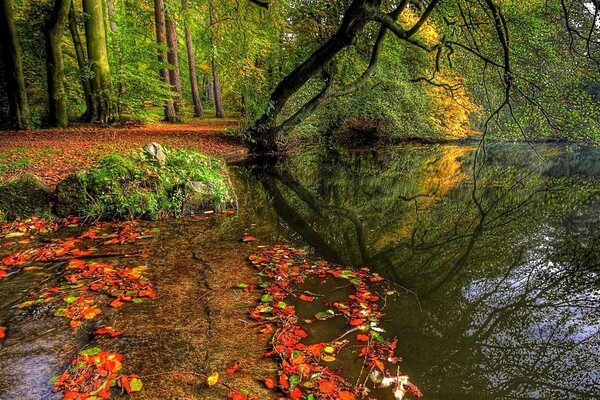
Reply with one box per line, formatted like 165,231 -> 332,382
182,181 -> 217,214
0,174 -> 52,220
55,172 -> 87,217
144,142 -> 167,166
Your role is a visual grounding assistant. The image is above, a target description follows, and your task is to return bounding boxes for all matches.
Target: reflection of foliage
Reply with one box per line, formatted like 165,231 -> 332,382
235,143 -> 600,399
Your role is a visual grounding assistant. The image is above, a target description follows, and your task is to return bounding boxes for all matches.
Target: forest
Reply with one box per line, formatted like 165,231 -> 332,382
0,1 -> 599,400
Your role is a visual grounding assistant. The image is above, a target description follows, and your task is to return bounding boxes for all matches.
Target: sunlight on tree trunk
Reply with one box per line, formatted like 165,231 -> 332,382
82,0 -> 113,123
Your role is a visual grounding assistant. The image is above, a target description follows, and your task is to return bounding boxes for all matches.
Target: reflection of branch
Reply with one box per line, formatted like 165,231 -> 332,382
246,0 -> 269,9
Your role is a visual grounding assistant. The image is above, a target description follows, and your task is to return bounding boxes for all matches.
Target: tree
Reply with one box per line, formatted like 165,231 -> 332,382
209,0 -> 225,118
44,0 -> 71,127
245,0 -> 600,154
165,0 -> 183,113
0,0 -> 30,129
182,0 -> 203,117
82,0 -> 113,123
154,0 -> 177,121
68,0 -> 93,119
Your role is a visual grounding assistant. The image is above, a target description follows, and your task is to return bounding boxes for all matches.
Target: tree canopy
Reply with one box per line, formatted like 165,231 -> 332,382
0,0 -> 598,152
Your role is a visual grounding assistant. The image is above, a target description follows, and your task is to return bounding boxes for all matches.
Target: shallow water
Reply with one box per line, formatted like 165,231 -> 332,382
230,142 -> 600,399
1,142 -> 598,399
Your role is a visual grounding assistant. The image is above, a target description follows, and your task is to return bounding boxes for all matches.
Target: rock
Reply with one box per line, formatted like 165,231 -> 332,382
144,142 -> 167,166
0,174 -> 52,220
182,181 -> 217,214
55,172 -> 87,217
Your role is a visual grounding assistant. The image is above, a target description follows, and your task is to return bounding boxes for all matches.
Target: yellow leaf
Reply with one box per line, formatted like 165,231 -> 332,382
18,301 -> 36,308
321,355 -> 336,362
323,346 -> 335,354
207,372 -> 219,386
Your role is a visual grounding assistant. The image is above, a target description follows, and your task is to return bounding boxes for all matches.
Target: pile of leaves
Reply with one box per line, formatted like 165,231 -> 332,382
242,245 -> 422,400
49,347 -> 142,399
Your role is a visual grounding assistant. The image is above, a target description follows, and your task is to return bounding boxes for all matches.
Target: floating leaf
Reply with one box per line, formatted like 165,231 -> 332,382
79,347 -> 101,356
207,372 -> 219,386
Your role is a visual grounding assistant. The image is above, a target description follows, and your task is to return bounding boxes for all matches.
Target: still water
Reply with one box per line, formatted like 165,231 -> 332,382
0,143 -> 598,399
231,143 -> 600,400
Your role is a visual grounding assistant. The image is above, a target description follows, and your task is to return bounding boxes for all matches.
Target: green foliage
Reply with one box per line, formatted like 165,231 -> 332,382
76,148 -> 233,220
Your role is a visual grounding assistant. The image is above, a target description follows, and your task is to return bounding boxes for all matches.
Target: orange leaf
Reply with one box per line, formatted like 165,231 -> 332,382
339,391 -> 355,400
356,334 -> 369,342
319,380 -> 335,394
110,298 -> 123,308
264,378 -> 275,389
0,327 -> 5,339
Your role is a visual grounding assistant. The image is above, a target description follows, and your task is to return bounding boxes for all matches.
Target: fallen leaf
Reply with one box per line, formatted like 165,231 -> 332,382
207,372 -> 220,386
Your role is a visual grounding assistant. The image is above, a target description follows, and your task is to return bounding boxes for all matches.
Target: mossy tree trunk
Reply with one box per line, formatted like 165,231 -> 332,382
82,0 -> 113,123
68,0 -> 94,119
165,1 -> 183,114
154,0 -> 177,122
0,0 -> 30,129
182,0 -> 202,117
44,0 -> 71,128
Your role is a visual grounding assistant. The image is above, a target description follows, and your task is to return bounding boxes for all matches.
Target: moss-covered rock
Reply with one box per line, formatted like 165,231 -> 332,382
0,174 -> 52,220
55,172 -> 87,217
55,147 -> 236,220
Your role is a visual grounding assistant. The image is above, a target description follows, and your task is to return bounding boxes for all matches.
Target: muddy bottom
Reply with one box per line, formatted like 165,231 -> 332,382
0,217 -> 275,399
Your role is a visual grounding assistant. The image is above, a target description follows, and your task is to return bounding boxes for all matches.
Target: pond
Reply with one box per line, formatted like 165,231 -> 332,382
0,142 -> 598,399
230,142 -> 600,400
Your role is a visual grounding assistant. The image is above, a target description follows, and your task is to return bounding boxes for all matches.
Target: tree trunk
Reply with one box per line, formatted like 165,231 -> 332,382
0,0 -> 30,129
106,0 -> 116,32
208,0 -> 224,118
68,0 -> 93,119
249,0 -> 375,153
212,62 -> 225,118
154,0 -> 176,121
182,0 -> 202,117
207,77 -> 214,101
165,2 -> 182,113
82,0 -> 113,123
44,0 -> 71,128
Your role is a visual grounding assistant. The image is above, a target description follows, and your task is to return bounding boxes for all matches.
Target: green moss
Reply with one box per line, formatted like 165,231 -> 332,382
55,147 -> 235,220
0,174 -> 52,219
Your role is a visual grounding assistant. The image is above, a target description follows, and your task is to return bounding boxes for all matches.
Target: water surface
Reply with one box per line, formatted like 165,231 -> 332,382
230,143 -> 600,400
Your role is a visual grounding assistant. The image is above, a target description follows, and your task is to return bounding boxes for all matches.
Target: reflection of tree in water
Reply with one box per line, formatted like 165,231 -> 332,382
237,144 -> 600,399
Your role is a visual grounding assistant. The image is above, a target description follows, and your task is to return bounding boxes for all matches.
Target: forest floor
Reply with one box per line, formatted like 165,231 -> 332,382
0,117 -> 247,189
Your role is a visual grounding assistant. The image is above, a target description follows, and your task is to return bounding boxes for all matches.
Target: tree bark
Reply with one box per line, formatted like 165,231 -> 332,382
249,0 -> 377,153
68,0 -> 93,119
165,1 -> 183,113
82,0 -> 113,123
182,0 -> 202,117
154,0 -> 176,121
208,0 -> 224,118
0,0 -> 30,129
44,0 -> 71,128
107,0 -> 116,32
207,76 -> 214,101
